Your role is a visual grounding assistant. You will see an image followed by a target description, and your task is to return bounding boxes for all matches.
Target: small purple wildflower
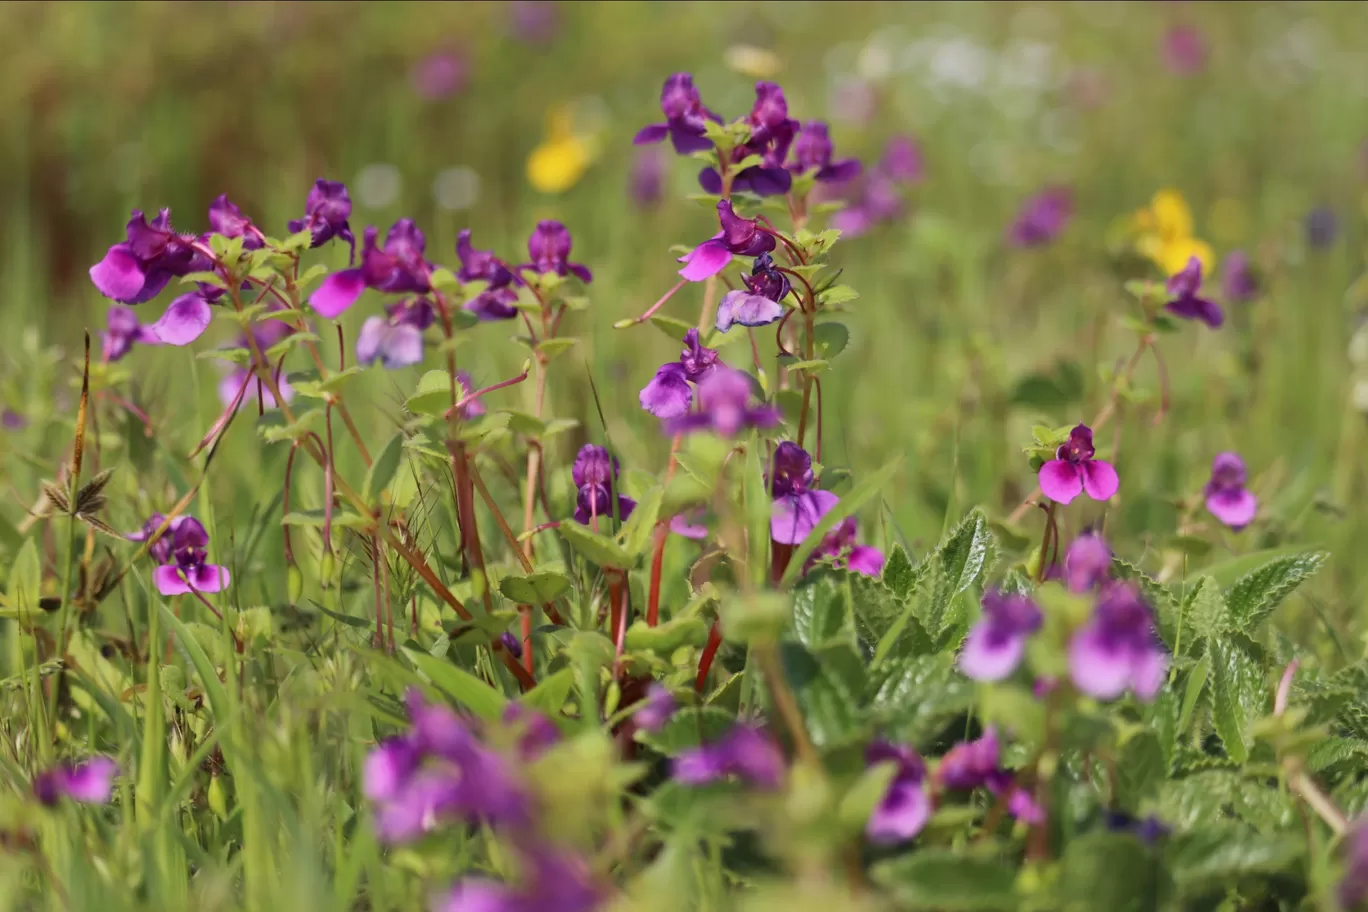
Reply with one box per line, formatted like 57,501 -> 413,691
1306,206 -> 1339,249
571,445 -> 635,526
958,589 -> 1042,682
207,195 -> 263,251
500,704 -> 561,762
455,229 -> 521,322
356,297 -> 436,369
434,846 -> 600,912
1038,424 -> 1119,505
677,201 -> 776,283
89,209 -> 211,306
33,757 -> 118,806
499,631 -> 523,660
715,253 -> 790,332
219,368 -> 295,413
665,366 -> 780,438
1106,811 -> 1171,844
1204,452 -> 1257,529
880,136 -> 924,184
935,729 -> 1041,823
1,409 -> 26,431
1162,25 -> 1208,76
809,517 -> 885,577
152,517 -> 230,596
634,72 -> 720,156
865,741 -> 930,844
1069,581 -> 1168,702
698,82 -> 799,197
1222,250 -> 1257,303
520,221 -> 592,284
768,442 -> 838,545
787,121 -> 861,184
128,512 -> 188,564
629,147 -> 666,208
410,50 -> 467,101
508,1 -> 561,46
669,509 -> 709,540
309,220 -> 433,319
828,137 -> 921,238
639,328 -> 719,419
1340,820 -> 1368,909
1063,533 -> 1112,594
288,179 -> 355,261
1165,256 -> 1223,328
452,371 -> 486,420
635,684 -> 677,733
1008,186 -> 1073,247
102,305 -> 159,362
672,724 -> 785,789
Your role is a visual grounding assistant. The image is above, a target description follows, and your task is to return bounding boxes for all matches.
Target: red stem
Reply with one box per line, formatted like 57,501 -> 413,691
696,620 -> 722,693
646,524 -> 668,627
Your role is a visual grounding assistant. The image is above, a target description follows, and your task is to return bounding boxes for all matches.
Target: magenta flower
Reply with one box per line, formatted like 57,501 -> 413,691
288,179 -> 355,261
669,509 -> 710,540
33,757 -> 118,806
152,517 -> 230,596
219,368 -> 294,413
865,741 -> 929,844
672,724 -> 785,789
101,306 -> 158,362
1165,256 -> 1223,328
452,371 -> 486,420
1222,251 -> 1257,303
769,442 -> 839,545
434,847 -> 599,912
715,253 -> 790,333
639,328 -> 719,418
356,297 -> 435,369
455,229 -> 520,322
90,209 -> 211,306
519,220 -> 592,284
128,512 -> 189,564
1038,424 -> 1118,505
1008,186 -> 1073,247
809,517 -> 884,577
634,72 -> 720,156
787,121 -> 861,184
308,220 -> 433,319
958,589 -> 1042,682
698,82 -> 799,197
880,136 -> 924,184
1069,581 -> 1167,702
1162,25 -> 1208,76
572,445 -> 635,525
935,730 -> 1041,823
207,195 -> 263,251
665,366 -> 780,438
1063,533 -> 1112,593
1204,452 -> 1257,529
500,704 -> 561,761
635,684 -> 677,734
677,201 -> 776,283
409,50 -> 467,101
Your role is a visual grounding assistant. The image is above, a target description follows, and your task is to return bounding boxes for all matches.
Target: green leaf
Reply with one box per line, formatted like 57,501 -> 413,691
872,851 -> 1017,910
779,641 -> 868,748
881,543 -> 921,600
1200,545 -> 1326,589
786,359 -> 829,376
780,456 -> 902,588
520,668 -> 574,714
158,604 -> 231,723
1178,652 -> 1210,735
636,706 -> 735,754
812,322 -> 850,360
265,332 -> 321,361
917,508 -> 998,646
559,521 -> 632,568
499,571 -> 571,605
867,654 -> 974,746
619,486 -> 663,558
402,649 -> 508,721
625,616 -> 709,655
179,271 -> 228,289
537,338 -> 578,362
817,285 -> 859,307
1225,551 -> 1326,628
363,433 -> 406,503
790,571 -> 850,649
1010,360 -> 1084,411
1181,576 -> 1228,642
406,370 -> 453,416
1165,826 -> 1303,890
644,315 -> 694,341
1208,636 -> 1267,764
6,538 -> 40,611
1058,833 -> 1169,912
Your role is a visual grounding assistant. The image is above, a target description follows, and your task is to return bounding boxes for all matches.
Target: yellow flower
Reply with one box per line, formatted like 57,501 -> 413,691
1131,189 -> 1215,276
725,44 -> 782,79
527,106 -> 598,195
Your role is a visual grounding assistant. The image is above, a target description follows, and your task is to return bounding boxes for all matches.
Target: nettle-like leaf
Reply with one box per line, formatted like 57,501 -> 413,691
866,653 -> 974,747
1207,634 -> 1268,764
1224,551 -> 1327,628
1180,576 -> 1228,644
871,850 -> 1017,911
1164,824 -> 1304,893
1158,770 -> 1296,831
851,571 -> 934,662
1056,832 -> 1172,912
779,641 -> 868,748
790,570 -> 854,650
914,508 -> 997,650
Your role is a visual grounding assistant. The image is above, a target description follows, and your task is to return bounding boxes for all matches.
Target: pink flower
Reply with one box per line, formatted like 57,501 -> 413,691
1038,424 -> 1118,505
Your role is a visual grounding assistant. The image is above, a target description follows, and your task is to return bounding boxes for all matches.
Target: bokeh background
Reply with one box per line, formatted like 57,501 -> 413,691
4,0 -> 1368,645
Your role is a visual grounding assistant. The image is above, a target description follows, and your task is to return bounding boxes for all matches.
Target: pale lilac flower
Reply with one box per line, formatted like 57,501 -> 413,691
508,1 -> 561,46
639,328 -> 718,418
958,589 -> 1042,682
356,297 -> 435,369
635,685 -> 677,733
410,51 -> 467,101
669,509 -> 709,540
715,253 -> 790,332
102,305 -> 159,362
865,741 -> 929,844
1165,256 -> 1223,328
665,367 -> 779,437
629,147 -> 665,208
1069,582 -> 1168,702
1038,424 -> 1119,505
673,724 -> 785,789
152,517 -> 230,596
769,442 -> 838,545
33,757 -> 118,806
1204,452 -> 1257,529
1063,534 -> 1111,593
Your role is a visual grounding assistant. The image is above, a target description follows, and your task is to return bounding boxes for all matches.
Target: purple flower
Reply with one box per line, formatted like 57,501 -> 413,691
1008,186 -> 1073,247
128,512 -> 189,564
1063,533 -> 1112,593
102,305 -> 159,362
639,328 -> 719,418
499,631 -> 523,660
768,442 -> 839,545
1340,820 -> 1368,909
1,409 -> 25,430
809,517 -> 884,577
357,297 -> 435,369
571,445 -> 635,525
666,367 -> 780,437
309,220 -> 433,319
677,200 -> 777,283
865,741 -> 930,844
629,147 -> 666,208
33,757 -> 118,806
879,136 -> 924,184
634,72 -> 720,156
1306,206 -> 1339,249
520,221 -> 592,284
715,254 -> 790,333
288,179 -> 355,261
452,371 -> 486,420
672,724 -> 785,789
935,729 -> 1040,822
827,138 -> 920,238
434,847 -> 599,912
635,684 -> 677,733
958,589 -> 1042,682
89,209 -> 211,306
698,82 -> 799,197
669,509 -> 709,540
455,229 -> 520,322
1069,581 -> 1168,702
500,704 -> 561,761
508,1 -> 561,46
1106,811 -> 1170,843
1222,250 -> 1257,303
1162,25 -> 1208,76
219,368 -> 294,412
1165,256 -> 1223,328
152,517 -> 230,596
787,121 -> 861,184
1038,424 -> 1118,505
410,51 -> 467,101
1204,452 -> 1257,529
207,195 -> 262,251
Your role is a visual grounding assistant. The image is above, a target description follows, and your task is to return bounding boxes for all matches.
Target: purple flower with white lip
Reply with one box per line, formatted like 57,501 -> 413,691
1340,820 -> 1368,909
1069,581 -> 1168,702
102,306 -> 159,362
1222,250 -> 1257,303
90,208 -> 211,306
865,741 -> 930,844
572,444 -> 635,525
715,254 -> 790,333
1008,186 -> 1073,247
153,517 -> 230,596
635,684 -> 677,733
634,72 -> 720,156
1165,256 -> 1223,328
672,724 -> 785,789
1038,424 -> 1119,505
308,220 -> 433,319
666,367 -> 780,437
207,195 -> 263,251
809,517 -> 884,577
698,82 -> 799,197
1204,452 -> 1257,529
520,221 -> 592,284
639,328 -> 719,418
959,589 -> 1042,682
1063,533 -> 1111,593
769,442 -> 839,545
288,179 -> 355,261
787,121 -> 861,184
677,200 -> 777,283
33,757 -> 118,806
128,512 -> 189,564
357,297 -> 436,369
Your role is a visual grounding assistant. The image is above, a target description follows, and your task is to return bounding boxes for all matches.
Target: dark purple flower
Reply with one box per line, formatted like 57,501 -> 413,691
33,757 -> 118,806
672,724 -> 785,789
769,442 -> 839,545
128,513 -> 189,564
787,121 -> 861,184
434,846 -> 599,912
959,589 -> 1042,682
288,179 -> 355,261
357,297 -> 435,369
500,704 -> 561,761
1008,186 -> 1073,247
309,221 -> 433,319
630,147 -> 666,208
715,254 -> 790,333
635,684 -> 677,733
410,51 -> 467,101
1063,533 -> 1111,594
207,195 -> 262,251
1162,25 -> 1208,76
102,305 -> 159,362
1165,256 -> 1223,328
152,517 -> 230,596
455,229 -> 520,321
1306,206 -> 1339,249
1340,820 -> 1368,909
809,517 -> 884,577
677,201 -> 777,283
696,82 -> 799,197
634,72 -> 720,156
571,444 -> 635,525
1,409 -> 26,431
520,220 -> 592,284
666,367 -> 780,437
639,328 -> 719,418
499,631 -> 523,660
865,741 -> 929,844
90,209 -> 212,306
1204,452 -> 1257,529
1106,811 -> 1170,844
1222,250 -> 1257,303
1069,581 -> 1167,702
1038,424 -> 1119,505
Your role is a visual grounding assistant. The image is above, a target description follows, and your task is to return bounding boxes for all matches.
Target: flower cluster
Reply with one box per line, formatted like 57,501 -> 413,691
130,514 -> 230,597
571,445 -> 634,526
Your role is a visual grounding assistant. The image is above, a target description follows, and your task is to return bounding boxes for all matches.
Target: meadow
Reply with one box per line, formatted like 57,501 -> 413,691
1,1 -> 1368,909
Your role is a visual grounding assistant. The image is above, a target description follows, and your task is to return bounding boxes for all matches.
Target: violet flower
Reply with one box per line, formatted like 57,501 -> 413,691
1340,820 -> 1368,909
935,729 -> 1041,823
90,209 -> 211,306
288,179 -> 355,261
634,72 -> 720,155
499,631 -> 523,660
1222,250 -> 1257,303
207,195 -> 263,251
639,328 -> 719,418
1,409 -> 25,430
715,253 -> 790,332
519,220 -> 592,284
128,513 -> 188,564
409,51 -> 467,101
672,724 -> 785,789
1038,424 -> 1118,505
629,147 -> 665,208
102,306 -> 158,362
1063,533 -> 1111,593
880,136 -> 924,184
677,200 -> 776,282
152,517 -> 230,596
1008,186 -> 1073,247
865,741 -> 930,844
787,121 -> 861,184
508,1 -> 561,46
829,137 -> 921,238
666,367 -> 780,437
500,703 -> 561,762
1106,812 -> 1170,844
451,371 -> 486,420
769,441 -> 838,545
455,229 -> 521,322
1165,256 -> 1223,328
635,684 -> 677,733
219,368 -> 295,413
33,757 -> 118,806
357,297 -> 436,369
958,589 -> 1042,682
1162,25 -> 1208,76
1204,452 -> 1257,529
434,847 -> 600,912
809,517 -> 884,577
309,220 -> 433,319
669,509 -> 709,540
571,445 -> 635,525
1069,581 -> 1168,702
698,82 -> 799,197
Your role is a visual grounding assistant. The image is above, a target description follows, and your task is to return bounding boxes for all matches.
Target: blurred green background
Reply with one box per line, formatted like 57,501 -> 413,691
3,0 -> 1368,650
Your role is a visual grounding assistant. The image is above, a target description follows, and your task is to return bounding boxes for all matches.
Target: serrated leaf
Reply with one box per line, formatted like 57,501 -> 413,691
619,486 -> 663,558
1165,825 -> 1302,890
779,641 -> 867,748
363,433 -> 406,503
1208,636 -> 1267,764
917,508 -> 998,646
818,285 -> 859,307
635,706 -> 735,754
559,521 -> 632,568
867,653 -> 974,746
1225,551 -> 1326,628
498,571 -> 571,605
871,851 -> 1017,910
1181,576 -> 1227,642
625,616 -> 709,655
790,571 -> 850,649
881,544 -> 920,600
406,369 -> 454,416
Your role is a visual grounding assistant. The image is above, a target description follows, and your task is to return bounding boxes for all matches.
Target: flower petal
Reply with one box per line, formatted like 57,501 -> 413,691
958,624 -> 1026,682
150,294 -> 213,346
1038,460 -> 1083,504
770,490 -> 839,545
1206,488 -> 1257,529
153,565 -> 192,596
1068,625 -> 1131,700
715,290 -> 784,332
192,565 -> 231,593
846,545 -> 885,577
309,268 -> 366,318
677,239 -> 732,282
355,316 -> 389,366
61,758 -> 118,804
1081,460 -> 1119,501
380,324 -> 425,369
632,123 -> 669,145
1130,645 -> 1169,702
866,779 -> 930,844
90,245 -> 146,302
639,363 -> 693,418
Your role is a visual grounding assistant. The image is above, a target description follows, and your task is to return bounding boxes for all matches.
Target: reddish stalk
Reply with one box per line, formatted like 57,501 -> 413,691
695,620 -> 722,693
